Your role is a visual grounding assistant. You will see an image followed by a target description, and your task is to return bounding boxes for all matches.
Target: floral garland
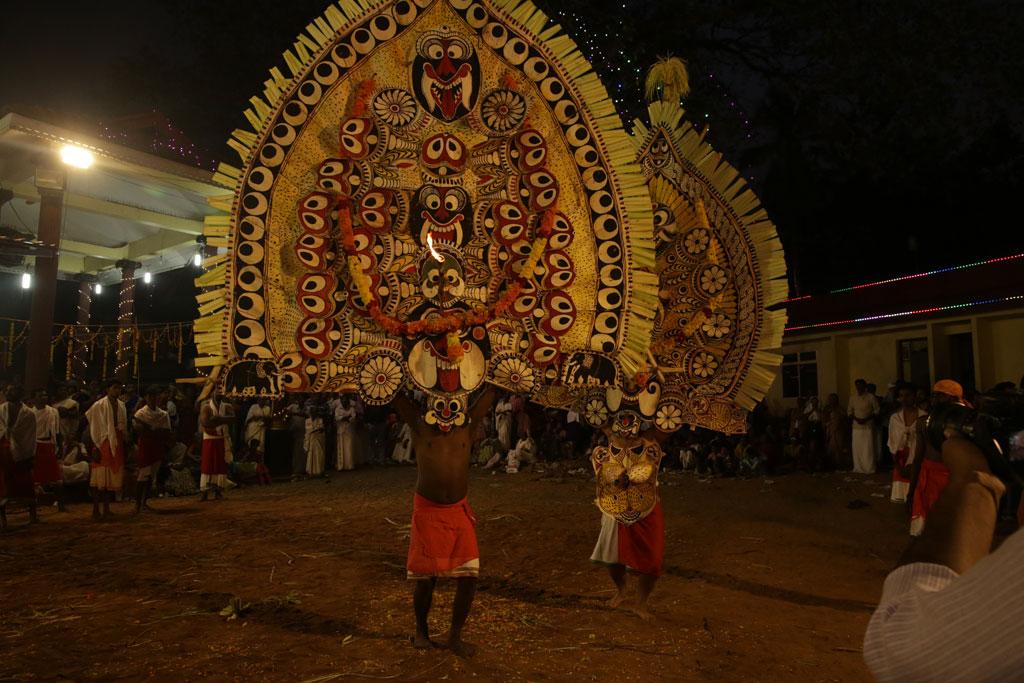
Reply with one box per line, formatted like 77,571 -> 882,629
340,200 -> 553,342
328,78 -> 555,362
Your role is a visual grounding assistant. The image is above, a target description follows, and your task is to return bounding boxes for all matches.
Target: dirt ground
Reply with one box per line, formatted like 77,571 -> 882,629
0,465 -> 909,682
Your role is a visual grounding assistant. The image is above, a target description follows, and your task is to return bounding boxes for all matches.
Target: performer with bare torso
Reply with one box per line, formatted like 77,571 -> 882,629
393,387 -> 497,658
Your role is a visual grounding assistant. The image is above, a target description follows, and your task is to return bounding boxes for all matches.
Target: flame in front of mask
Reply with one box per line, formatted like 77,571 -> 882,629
427,232 -> 444,263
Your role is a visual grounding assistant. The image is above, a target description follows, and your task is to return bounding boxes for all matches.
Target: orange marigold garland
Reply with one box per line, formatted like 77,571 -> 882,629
338,196 -> 558,359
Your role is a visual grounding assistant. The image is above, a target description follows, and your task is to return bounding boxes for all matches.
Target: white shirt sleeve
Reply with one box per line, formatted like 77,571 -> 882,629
863,528 -> 1024,682
887,413 -> 902,455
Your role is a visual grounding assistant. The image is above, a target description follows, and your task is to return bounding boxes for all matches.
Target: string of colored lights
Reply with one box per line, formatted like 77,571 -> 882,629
783,253 -> 1024,303
785,295 -> 1024,333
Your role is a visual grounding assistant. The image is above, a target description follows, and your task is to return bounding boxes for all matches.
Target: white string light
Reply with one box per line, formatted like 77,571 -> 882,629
143,271 -> 152,284
193,252 -> 203,267
94,282 -> 102,295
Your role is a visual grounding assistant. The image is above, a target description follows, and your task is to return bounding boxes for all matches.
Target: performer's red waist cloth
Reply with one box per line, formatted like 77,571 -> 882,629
912,459 -> 950,520
406,493 -> 479,577
137,432 -> 164,468
892,448 -> 911,484
201,437 -> 227,476
619,501 -> 665,578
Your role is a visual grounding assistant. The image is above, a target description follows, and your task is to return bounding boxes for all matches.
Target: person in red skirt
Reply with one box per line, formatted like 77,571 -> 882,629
133,385 -> 171,514
0,386 -> 38,529
199,389 -> 235,502
31,389 -> 65,512
589,414 -> 667,620
85,380 -> 127,520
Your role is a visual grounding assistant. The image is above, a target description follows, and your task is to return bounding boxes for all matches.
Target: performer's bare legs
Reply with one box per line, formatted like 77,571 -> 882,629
607,564 -> 628,608
413,577 -> 436,649
632,573 -> 657,620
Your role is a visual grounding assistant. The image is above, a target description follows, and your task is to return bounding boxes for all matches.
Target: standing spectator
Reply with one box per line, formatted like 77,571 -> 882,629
288,399 -> 306,480
198,389 -> 235,502
823,394 -> 847,470
244,398 -> 272,465
133,386 -> 171,513
304,409 -> 326,477
909,381 -> 962,535
391,413 -> 413,464
848,379 -> 880,473
86,380 -> 128,519
31,389 -> 64,511
164,385 -> 179,432
494,394 -> 513,451
887,384 -> 926,503
332,395 -> 357,471
52,384 -> 79,457
0,386 -> 38,528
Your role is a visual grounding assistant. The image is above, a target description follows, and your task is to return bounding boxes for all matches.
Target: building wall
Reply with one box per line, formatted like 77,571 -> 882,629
766,307 -> 1024,415
976,314 -> 1024,388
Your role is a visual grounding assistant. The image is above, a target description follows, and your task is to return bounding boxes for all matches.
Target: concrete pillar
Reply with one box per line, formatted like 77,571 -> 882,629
115,260 -> 141,380
24,168 -> 65,392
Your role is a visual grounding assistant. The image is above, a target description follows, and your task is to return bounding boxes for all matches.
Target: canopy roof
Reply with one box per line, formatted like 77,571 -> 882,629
0,110 -> 225,283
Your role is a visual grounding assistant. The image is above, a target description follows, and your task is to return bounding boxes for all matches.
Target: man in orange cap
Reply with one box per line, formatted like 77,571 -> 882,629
908,380 -> 964,535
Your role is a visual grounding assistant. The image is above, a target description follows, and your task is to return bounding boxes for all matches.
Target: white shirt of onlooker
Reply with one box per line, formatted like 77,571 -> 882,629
863,528 -> 1024,681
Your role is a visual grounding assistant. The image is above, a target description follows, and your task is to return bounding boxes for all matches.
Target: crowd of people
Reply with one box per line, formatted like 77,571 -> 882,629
1,373 -> 1019,537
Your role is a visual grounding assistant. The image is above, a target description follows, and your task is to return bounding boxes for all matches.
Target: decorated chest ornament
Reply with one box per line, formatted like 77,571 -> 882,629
198,0 -> 660,435
591,429 -> 664,525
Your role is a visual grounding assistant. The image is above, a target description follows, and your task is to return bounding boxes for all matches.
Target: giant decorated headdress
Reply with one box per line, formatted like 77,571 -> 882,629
194,0 -> 659,430
577,57 -> 788,435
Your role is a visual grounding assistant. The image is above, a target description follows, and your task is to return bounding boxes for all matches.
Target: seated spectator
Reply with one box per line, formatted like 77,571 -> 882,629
61,438 -> 91,485
505,430 -> 537,474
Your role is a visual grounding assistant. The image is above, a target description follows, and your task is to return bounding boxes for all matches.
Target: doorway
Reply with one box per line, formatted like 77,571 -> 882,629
948,332 -> 976,393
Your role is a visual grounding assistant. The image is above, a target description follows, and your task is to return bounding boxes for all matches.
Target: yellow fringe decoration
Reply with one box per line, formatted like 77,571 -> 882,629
645,56 -> 690,104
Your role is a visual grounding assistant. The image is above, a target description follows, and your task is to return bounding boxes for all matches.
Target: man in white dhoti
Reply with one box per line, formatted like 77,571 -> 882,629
887,384 -> 926,502
332,395 -> 356,471
86,380 -> 128,519
391,418 -> 413,464
244,398 -> 271,458
304,412 -> 326,477
494,395 -> 513,451
848,379 -> 880,474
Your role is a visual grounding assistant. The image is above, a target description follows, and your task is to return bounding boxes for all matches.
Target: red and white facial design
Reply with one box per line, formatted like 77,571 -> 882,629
538,291 -> 577,337
421,132 -> 467,176
296,317 -> 342,360
295,233 -> 335,271
298,192 -> 333,234
338,116 -> 379,160
413,31 -> 480,122
296,273 -> 338,318
487,200 -> 529,249
519,168 -> 559,212
358,189 -> 402,233
424,395 -> 467,433
510,128 -> 547,173
414,184 -> 470,247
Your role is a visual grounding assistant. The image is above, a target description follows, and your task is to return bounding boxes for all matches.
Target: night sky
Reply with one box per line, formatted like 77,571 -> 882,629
2,0 -> 1022,325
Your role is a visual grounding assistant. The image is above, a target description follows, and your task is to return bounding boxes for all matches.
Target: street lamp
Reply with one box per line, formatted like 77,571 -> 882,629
94,282 -> 102,295
21,271 -> 31,289
143,270 -> 152,284
60,144 -> 95,170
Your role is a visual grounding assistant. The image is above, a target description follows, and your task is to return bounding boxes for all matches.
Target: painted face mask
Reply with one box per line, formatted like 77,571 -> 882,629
412,30 -> 480,122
